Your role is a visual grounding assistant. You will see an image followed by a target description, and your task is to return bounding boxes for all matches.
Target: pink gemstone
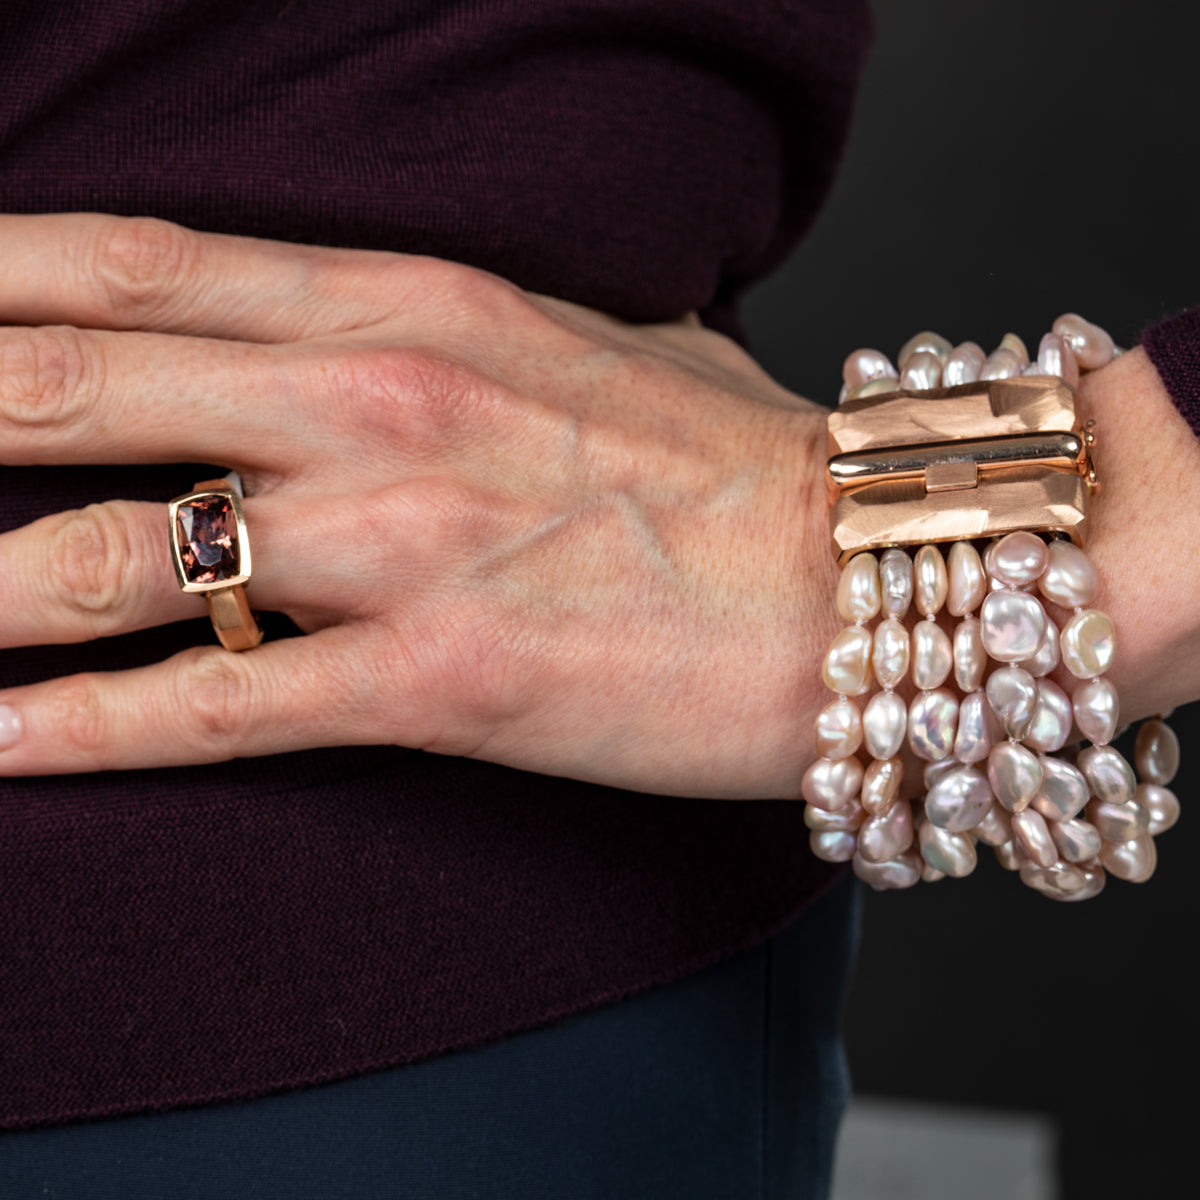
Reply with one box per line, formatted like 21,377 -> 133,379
176,495 -> 240,585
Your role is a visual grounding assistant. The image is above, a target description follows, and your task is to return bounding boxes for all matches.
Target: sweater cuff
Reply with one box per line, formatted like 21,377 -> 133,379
1140,307 -> 1200,440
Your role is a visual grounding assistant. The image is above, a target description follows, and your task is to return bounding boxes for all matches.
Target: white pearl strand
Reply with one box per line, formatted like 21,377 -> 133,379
805,315 -> 1181,900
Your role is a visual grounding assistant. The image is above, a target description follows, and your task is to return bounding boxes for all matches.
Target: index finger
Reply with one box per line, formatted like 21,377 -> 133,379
0,212 -> 422,342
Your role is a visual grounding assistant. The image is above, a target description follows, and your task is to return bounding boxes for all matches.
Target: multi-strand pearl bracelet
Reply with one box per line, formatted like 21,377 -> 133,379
804,315 -> 1180,901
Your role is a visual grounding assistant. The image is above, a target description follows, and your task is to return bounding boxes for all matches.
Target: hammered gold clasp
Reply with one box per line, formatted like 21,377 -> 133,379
826,376 -> 1095,566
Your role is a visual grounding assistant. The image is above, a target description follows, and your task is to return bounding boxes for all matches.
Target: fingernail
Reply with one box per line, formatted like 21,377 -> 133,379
0,704 -> 21,749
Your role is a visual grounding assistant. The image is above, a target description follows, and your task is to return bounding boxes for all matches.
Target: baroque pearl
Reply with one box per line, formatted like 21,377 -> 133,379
1134,719 -> 1180,785
985,667 -> 1039,740
858,799 -> 915,863
1011,809 -> 1058,869
1018,615 -> 1059,678
980,589 -> 1048,662
1039,539 -> 1098,609
1072,677 -> 1119,746
1138,783 -> 1180,836
994,840 -> 1028,871
1034,332 -> 1080,388
861,755 -> 904,816
1060,609 -> 1115,679
1049,817 -> 1102,864
837,553 -> 882,622
879,548 -> 914,618
863,690 -> 909,760
853,847 -> 922,891
989,531 -> 1048,587
1100,834 -> 1157,884
1085,795 -> 1149,843
942,341 -> 985,387
801,756 -> 864,811
900,349 -> 942,391
898,330 -> 952,368
1023,679 -> 1072,754
1053,312 -> 1115,371
953,690 -> 996,764
913,620 -> 953,690
924,757 -> 962,791
914,544 -> 948,617
953,618 -> 986,693
872,618 -> 910,690
987,742 -> 1043,813
843,348 -> 899,387
918,822 -> 977,877
809,830 -> 857,863
1078,744 -> 1136,807
979,346 -> 1023,380
1032,756 -> 1089,822
974,802 -> 1013,847
908,688 -> 959,761
947,541 -> 986,615
814,697 -> 863,761
1020,860 -> 1104,902
822,625 -> 873,695
924,766 -> 993,832
805,797 -> 864,832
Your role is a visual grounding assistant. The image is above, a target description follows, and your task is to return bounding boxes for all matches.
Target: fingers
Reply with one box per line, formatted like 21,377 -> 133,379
0,323 -> 312,469
0,496 -> 352,649
0,213 -> 423,343
0,631 -> 370,774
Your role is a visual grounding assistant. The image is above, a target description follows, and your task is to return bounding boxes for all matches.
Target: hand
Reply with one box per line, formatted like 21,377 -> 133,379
0,213 -> 841,797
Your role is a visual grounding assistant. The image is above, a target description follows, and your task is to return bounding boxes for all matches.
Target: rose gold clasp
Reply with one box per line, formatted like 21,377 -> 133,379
826,376 -> 1096,566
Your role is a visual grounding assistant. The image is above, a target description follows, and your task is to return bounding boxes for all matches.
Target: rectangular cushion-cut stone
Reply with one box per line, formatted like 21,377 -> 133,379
175,494 -> 241,586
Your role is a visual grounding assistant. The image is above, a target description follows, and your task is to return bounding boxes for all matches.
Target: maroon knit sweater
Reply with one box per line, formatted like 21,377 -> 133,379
0,0 -> 871,1127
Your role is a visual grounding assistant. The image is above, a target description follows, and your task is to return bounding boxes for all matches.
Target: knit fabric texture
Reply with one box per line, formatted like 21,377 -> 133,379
1142,308 -> 1200,438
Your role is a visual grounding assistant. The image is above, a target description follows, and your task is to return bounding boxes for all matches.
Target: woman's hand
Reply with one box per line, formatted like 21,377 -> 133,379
0,213 -> 841,797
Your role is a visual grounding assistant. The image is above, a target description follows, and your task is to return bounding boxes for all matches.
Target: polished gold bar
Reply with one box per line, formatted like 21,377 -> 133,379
827,431 -> 1085,489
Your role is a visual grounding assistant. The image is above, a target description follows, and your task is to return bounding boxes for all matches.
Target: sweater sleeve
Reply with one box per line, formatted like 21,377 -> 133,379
1140,308 -> 1200,438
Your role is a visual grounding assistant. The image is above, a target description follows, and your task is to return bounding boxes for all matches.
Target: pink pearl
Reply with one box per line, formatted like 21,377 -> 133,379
1052,313 -> 1115,371
947,541 -> 986,615
1038,539 -> 1098,609
801,756 -> 864,811
1049,817 -> 1102,864
852,847 -> 922,891
900,349 -> 942,391
918,821 -> 977,877
980,590 -> 1048,663
942,342 -> 985,387
861,755 -> 904,816
989,531 -> 1048,587
1137,783 -> 1180,836
1100,834 -> 1157,883
842,348 -> 899,387
1012,808 -> 1058,869
810,830 -> 857,863
858,799 -> 915,863
1035,332 -> 1080,387
924,765 -> 993,832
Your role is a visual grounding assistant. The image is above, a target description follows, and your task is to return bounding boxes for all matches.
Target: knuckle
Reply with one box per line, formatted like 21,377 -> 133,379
93,216 -> 196,318
0,325 -> 91,428
322,344 -> 478,444
47,504 -> 140,626
52,674 -> 109,761
183,651 -> 255,752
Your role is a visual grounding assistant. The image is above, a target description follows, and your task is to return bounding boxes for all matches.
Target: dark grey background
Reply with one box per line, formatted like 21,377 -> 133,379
741,2 -> 1199,1196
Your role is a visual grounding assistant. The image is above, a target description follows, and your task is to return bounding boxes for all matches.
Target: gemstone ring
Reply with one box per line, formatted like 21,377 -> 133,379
168,476 -> 263,651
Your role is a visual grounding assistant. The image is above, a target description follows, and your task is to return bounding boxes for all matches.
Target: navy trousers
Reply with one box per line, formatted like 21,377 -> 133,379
1,875 -> 857,1199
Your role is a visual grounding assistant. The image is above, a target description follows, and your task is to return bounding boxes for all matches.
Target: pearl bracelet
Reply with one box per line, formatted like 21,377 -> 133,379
804,315 -> 1180,901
